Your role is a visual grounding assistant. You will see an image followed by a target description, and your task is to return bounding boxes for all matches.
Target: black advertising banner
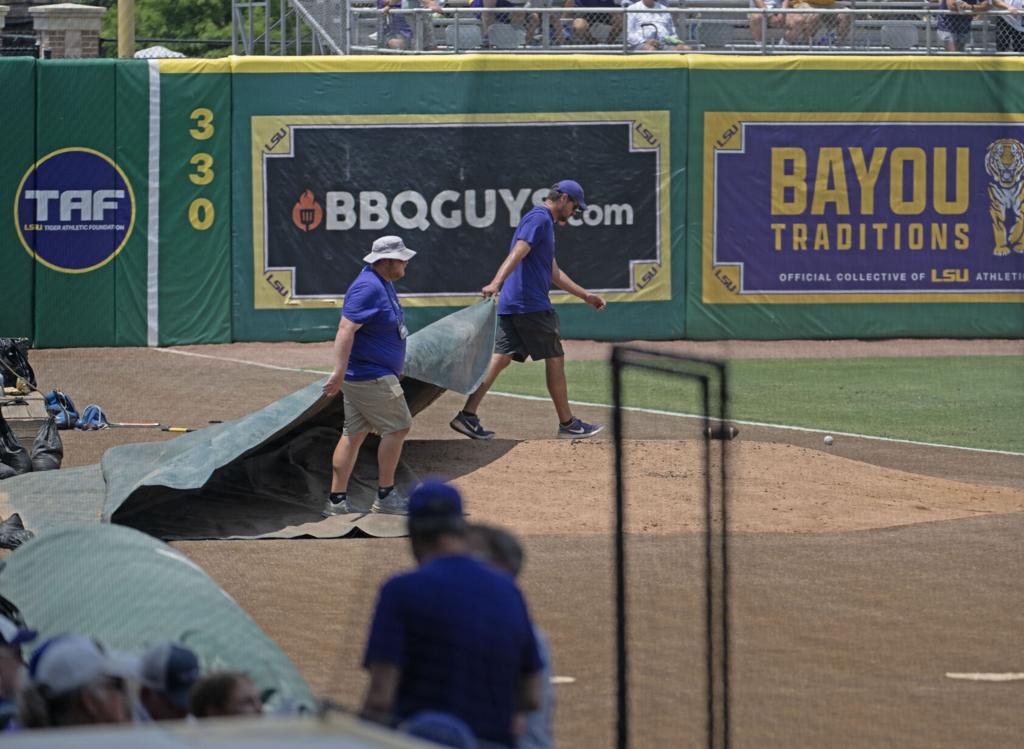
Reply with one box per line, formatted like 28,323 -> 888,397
250,113 -> 672,309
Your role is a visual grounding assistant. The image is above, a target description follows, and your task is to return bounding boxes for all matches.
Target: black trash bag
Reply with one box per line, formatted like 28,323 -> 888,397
0,339 -> 35,390
30,416 -> 62,472
0,414 -> 32,476
0,514 -> 34,550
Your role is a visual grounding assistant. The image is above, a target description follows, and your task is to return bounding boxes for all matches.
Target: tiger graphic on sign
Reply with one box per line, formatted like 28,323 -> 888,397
985,138 -> 1024,256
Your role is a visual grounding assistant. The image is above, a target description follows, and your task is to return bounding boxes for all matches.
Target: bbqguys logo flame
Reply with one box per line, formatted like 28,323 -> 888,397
291,190 -> 323,232
15,147 -> 135,273
298,187 -> 635,232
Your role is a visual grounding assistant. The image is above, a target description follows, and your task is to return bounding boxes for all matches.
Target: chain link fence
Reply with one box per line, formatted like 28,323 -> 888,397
263,0 -> 1024,53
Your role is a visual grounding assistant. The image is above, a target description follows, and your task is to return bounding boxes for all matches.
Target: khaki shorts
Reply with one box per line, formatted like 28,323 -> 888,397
342,375 -> 413,436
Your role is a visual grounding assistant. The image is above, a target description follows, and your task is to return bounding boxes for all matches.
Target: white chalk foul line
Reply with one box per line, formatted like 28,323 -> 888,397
486,392 -> 1024,458
154,347 -> 326,375
945,672 -> 1024,682
152,348 -> 1024,458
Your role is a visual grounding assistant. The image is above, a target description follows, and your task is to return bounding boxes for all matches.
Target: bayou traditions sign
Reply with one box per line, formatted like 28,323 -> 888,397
704,113 -> 1024,303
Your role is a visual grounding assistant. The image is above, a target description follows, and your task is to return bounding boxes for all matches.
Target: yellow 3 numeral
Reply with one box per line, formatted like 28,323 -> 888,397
189,198 -> 215,230
188,153 -> 214,185
189,108 -> 214,141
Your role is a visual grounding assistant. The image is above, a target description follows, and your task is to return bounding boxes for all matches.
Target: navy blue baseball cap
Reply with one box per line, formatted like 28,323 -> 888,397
554,179 -> 586,210
408,480 -> 464,524
140,643 -> 200,710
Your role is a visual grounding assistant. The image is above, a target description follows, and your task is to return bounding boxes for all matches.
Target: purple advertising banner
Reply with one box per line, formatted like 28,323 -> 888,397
703,114 -> 1024,303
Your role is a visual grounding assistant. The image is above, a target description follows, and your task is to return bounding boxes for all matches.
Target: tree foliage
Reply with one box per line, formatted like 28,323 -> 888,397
87,0 -> 233,57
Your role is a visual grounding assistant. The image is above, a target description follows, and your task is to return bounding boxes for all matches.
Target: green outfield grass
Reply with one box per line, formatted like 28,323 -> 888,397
488,356 -> 1024,453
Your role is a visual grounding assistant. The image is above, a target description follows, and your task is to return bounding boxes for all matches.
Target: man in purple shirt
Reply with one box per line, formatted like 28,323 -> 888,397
361,481 -> 543,746
322,236 -> 416,517
450,180 -> 607,441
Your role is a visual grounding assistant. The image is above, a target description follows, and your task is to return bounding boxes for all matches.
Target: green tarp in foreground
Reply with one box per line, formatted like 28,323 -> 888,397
0,523 -> 315,713
0,301 -> 496,540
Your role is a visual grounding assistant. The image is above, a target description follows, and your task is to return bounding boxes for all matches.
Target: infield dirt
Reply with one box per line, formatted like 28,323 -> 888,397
21,338 -> 1024,748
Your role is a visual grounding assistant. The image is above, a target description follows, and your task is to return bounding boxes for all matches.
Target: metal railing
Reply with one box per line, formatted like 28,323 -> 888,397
232,0 -> 1024,55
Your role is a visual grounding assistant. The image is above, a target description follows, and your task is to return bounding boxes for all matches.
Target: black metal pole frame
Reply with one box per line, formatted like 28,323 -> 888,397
611,346 -> 731,749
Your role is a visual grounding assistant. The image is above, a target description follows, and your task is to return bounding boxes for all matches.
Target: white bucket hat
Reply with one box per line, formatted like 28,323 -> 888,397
363,235 -> 416,264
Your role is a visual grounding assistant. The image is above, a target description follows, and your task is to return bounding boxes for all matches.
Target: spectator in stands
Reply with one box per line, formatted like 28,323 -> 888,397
379,0 -> 444,50
19,635 -> 134,728
137,642 -> 200,722
189,671 -> 262,718
625,0 -> 689,50
788,0 -> 850,45
473,0 -> 524,40
360,480 -> 544,747
937,0 -> 989,50
991,0 -> 1024,50
321,236 -> 416,518
525,0 -> 567,44
0,614 -> 36,730
747,0 -> 795,45
466,524 -> 553,749
565,0 -> 624,44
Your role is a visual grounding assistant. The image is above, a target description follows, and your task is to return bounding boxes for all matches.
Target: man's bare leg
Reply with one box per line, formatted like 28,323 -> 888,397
331,431 -> 369,493
463,353 -> 514,415
544,355 -> 573,424
377,427 -> 411,488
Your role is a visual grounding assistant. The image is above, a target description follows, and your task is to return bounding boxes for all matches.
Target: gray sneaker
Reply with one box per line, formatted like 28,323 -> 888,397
371,488 -> 409,515
321,497 -> 358,518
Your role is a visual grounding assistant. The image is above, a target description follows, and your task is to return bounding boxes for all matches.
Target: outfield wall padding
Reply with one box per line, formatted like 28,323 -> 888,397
1,55 -> 1021,346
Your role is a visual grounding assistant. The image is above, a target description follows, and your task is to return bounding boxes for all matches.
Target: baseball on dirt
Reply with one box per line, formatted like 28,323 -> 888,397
824,435 -> 834,445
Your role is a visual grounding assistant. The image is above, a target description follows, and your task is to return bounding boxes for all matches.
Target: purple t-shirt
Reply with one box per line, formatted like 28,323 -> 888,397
363,554 -> 543,746
378,0 -> 413,38
342,266 -> 406,381
497,206 -> 556,315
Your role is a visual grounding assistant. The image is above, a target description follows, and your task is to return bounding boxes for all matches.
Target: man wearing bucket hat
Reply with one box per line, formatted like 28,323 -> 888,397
451,179 -> 607,442
322,236 -> 417,517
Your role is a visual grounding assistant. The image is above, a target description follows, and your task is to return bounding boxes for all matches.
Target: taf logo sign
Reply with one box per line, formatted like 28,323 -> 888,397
14,148 -> 136,273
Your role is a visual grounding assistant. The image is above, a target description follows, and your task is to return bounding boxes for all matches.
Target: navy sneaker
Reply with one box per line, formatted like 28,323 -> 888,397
449,411 -> 495,440
557,417 -> 605,440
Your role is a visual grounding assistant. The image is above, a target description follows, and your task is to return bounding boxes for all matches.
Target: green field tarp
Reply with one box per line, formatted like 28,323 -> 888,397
0,523 -> 315,713
0,301 -> 495,540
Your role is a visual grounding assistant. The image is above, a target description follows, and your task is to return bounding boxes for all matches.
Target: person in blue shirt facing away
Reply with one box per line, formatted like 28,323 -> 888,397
322,236 -> 416,517
450,180 -> 607,442
361,480 -> 544,747
467,524 -> 554,749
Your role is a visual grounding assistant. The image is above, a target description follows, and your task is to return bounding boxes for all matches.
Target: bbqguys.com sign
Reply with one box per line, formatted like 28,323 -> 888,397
15,148 -> 135,273
251,114 -> 671,308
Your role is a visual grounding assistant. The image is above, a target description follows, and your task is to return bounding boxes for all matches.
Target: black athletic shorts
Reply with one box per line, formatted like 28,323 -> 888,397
495,310 -> 565,362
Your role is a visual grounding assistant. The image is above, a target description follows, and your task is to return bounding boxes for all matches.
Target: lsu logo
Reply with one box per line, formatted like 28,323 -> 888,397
984,138 -> 1024,256
291,190 -> 323,232
15,148 -> 135,273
